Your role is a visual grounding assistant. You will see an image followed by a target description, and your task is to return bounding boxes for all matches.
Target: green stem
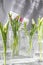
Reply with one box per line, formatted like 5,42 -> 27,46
38,18 -> 43,60
38,34 -> 42,60
4,44 -> 6,65
28,37 -> 32,54
12,35 -> 18,56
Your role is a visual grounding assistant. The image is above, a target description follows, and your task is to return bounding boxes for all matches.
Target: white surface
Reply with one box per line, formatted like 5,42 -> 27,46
0,57 -> 39,64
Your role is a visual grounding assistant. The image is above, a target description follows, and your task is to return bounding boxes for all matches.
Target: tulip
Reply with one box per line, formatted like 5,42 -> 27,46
29,19 -> 37,53
9,13 -> 20,56
0,22 -> 9,65
38,18 -> 43,60
20,17 -> 23,22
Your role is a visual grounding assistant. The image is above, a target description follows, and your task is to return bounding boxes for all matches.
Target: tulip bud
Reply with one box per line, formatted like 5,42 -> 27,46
20,17 -> 23,22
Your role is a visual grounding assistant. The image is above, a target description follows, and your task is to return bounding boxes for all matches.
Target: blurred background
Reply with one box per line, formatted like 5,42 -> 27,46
0,0 -> 43,25
0,1 -> 43,64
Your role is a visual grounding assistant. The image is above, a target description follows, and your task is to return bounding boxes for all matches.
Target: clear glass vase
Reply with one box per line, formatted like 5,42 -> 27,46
33,33 -> 43,61
19,30 -> 34,58
9,28 -> 20,57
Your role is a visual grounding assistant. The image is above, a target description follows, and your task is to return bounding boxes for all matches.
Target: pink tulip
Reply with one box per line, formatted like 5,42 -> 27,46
20,17 -> 23,22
